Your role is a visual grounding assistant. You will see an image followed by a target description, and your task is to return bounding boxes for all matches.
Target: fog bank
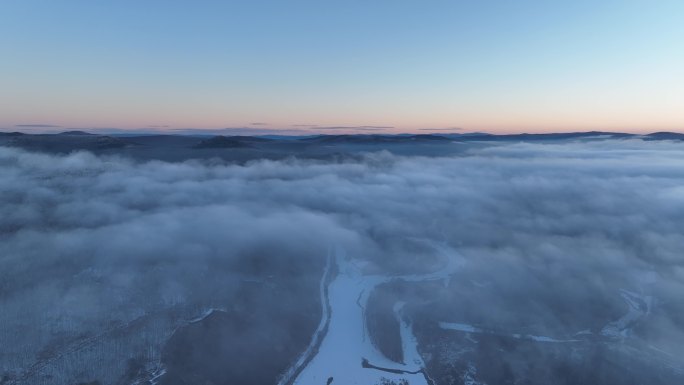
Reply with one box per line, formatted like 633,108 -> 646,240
1,139 -> 683,384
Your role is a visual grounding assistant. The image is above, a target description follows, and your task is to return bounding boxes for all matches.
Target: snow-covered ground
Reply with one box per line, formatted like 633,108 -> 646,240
277,254 -> 335,385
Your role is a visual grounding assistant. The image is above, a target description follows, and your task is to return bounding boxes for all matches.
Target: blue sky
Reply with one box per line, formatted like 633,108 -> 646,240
1,0 -> 683,133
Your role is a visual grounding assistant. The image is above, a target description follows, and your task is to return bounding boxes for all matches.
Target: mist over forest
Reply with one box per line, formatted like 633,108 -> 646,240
1,138 -> 683,385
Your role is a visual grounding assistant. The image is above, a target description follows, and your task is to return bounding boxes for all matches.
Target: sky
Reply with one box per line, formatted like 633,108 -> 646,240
1,0 -> 683,134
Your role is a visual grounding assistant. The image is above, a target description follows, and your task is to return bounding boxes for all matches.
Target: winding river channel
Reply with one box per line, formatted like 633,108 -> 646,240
279,243 -> 462,385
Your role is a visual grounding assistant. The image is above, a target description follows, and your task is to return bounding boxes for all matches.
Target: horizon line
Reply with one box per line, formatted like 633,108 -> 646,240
2,127 -> 683,137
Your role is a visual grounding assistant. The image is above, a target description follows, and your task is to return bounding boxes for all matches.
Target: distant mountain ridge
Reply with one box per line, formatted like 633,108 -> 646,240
57,130 -> 95,136
3,130 -> 682,142
1,130 -> 682,162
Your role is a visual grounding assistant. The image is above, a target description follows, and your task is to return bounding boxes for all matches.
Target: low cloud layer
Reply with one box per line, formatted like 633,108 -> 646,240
1,140 -> 683,384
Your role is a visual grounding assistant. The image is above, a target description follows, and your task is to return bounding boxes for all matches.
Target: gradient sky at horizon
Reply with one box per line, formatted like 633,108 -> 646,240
1,0 -> 683,134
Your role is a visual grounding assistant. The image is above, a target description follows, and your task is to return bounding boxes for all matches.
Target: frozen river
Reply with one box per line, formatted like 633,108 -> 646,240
280,244 -> 462,385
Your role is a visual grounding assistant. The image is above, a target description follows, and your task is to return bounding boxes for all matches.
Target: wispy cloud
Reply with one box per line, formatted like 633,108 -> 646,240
317,125 -> 394,131
417,127 -> 464,131
15,124 -> 61,128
